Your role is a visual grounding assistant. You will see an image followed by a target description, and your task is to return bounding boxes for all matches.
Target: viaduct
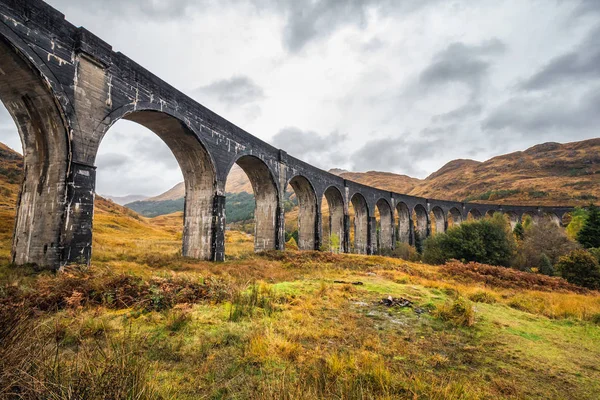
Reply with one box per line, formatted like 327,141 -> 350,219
0,0 -> 574,269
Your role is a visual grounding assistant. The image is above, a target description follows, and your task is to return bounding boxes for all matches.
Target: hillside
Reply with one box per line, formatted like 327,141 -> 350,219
410,139 -> 600,205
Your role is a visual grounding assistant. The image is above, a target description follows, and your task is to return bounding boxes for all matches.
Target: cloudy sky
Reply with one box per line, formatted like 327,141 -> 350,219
1,0 -> 599,197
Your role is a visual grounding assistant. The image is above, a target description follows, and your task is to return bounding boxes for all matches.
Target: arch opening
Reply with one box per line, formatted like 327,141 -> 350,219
521,211 -> 539,226
544,212 -> 561,227
413,204 -> 428,246
467,209 -> 482,221
430,206 -> 446,235
505,211 -> 519,229
447,207 -> 463,228
287,175 -> 317,250
321,186 -> 344,253
122,111 -> 215,259
0,36 -> 69,267
485,210 -> 496,218
231,156 -> 279,253
94,111 -> 216,260
376,199 -> 393,253
350,193 -> 368,254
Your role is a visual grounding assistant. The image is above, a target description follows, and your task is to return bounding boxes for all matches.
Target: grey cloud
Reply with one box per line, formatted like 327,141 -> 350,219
96,153 -> 129,169
194,76 -> 265,107
351,137 -> 431,177
133,138 -> 180,170
270,127 -> 348,167
419,38 -> 506,96
48,0 -> 203,20
270,0 -> 439,53
483,87 -> 600,134
431,103 -> 482,123
519,25 -> 600,91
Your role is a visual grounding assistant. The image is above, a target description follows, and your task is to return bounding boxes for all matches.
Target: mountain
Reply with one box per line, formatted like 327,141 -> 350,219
410,139 -> 600,205
102,194 -> 148,205
144,164 -> 252,203
333,170 -> 422,194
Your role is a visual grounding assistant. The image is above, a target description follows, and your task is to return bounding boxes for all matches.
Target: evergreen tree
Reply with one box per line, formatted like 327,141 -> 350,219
538,253 -> 554,276
513,222 -> 525,241
577,204 -> 600,249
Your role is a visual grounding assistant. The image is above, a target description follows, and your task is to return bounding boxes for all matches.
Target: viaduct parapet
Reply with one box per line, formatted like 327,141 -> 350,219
0,0 -> 574,268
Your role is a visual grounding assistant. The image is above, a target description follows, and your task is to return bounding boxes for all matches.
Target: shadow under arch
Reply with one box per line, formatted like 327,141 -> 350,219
448,207 -> 463,227
350,193 -> 369,254
227,155 -> 279,252
287,175 -> 318,250
467,208 -> 482,220
376,198 -> 393,252
430,206 -> 445,235
0,34 -> 71,267
322,186 -> 344,253
97,110 -> 218,260
395,202 -> 411,245
413,204 -> 428,242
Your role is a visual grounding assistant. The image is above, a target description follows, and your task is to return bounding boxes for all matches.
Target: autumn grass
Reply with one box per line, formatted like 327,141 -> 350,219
1,204 -> 600,398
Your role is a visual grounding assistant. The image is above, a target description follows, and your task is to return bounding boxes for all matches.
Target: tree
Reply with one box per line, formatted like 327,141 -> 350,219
565,207 -> 588,240
512,217 -> 578,271
422,215 -> 516,266
577,204 -> 600,249
556,249 -> 600,290
513,222 -> 525,241
538,253 -> 554,276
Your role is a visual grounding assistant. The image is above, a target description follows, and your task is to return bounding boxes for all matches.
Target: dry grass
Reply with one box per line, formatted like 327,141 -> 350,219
1,198 -> 600,398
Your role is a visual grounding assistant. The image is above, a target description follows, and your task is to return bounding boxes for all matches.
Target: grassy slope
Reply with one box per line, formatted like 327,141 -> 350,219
2,189 -> 600,398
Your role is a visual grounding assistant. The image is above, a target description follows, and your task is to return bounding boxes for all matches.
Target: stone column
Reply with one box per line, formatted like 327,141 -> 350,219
211,194 -> 226,261
367,216 -> 377,255
60,163 -> 96,266
343,214 -> 350,253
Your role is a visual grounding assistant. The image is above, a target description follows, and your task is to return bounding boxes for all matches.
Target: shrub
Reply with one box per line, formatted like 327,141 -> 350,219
434,297 -> 475,327
422,214 -> 516,266
468,290 -> 497,304
390,242 -> 421,262
556,249 -> 600,290
512,218 -> 578,272
538,253 -> 554,276
566,207 -> 588,240
513,222 -> 524,241
577,204 -> 600,249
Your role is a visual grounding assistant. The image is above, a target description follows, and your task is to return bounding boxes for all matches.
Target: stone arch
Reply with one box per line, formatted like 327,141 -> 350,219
229,155 -> 279,252
430,206 -> 446,235
521,211 -> 539,226
396,202 -> 411,244
101,110 -> 218,260
350,193 -> 369,254
561,212 -> 573,227
0,34 -> 70,267
413,204 -> 428,241
376,198 -> 393,252
447,207 -> 463,227
322,186 -> 344,253
544,212 -> 561,227
288,175 -> 318,250
485,210 -> 496,218
505,211 -> 520,229
467,209 -> 482,220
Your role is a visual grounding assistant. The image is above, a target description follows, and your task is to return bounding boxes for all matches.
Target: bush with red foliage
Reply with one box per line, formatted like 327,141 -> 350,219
438,260 -> 588,293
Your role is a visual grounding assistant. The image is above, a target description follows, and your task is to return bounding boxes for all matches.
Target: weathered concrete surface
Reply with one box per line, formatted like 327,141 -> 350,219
0,0 -> 577,269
